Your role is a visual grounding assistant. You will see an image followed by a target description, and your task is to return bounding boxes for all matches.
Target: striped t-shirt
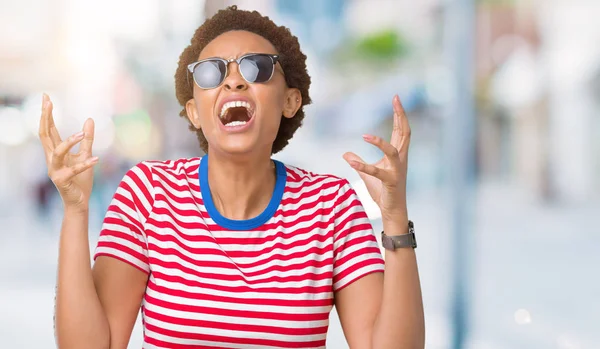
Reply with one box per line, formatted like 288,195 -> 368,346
94,156 -> 384,348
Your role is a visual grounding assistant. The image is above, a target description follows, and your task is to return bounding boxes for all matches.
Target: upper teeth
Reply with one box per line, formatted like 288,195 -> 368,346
220,100 -> 252,118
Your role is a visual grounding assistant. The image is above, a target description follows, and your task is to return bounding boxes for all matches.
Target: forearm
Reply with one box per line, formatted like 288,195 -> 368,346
372,218 -> 425,349
55,207 -> 110,349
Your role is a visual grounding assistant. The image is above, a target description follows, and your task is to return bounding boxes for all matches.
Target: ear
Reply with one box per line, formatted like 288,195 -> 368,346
185,98 -> 201,129
282,88 -> 302,119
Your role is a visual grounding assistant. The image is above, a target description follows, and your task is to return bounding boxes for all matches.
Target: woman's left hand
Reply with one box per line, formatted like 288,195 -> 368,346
343,95 -> 411,223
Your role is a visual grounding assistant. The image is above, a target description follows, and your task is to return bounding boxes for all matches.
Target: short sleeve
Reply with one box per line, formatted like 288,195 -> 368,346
94,162 -> 154,274
332,179 -> 385,291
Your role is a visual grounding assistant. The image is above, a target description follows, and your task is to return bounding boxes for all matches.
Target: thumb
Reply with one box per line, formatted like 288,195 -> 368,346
343,151 -> 363,164
343,152 -> 369,182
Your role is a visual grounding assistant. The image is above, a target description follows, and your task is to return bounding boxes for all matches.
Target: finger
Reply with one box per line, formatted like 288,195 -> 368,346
47,98 -> 62,145
51,131 -> 85,169
398,103 -> 412,153
38,94 -> 54,155
54,156 -> 99,185
79,118 -> 95,156
362,134 -> 401,164
343,152 -> 370,184
343,152 -> 368,182
42,94 -> 62,147
343,151 -> 393,183
69,156 -> 99,177
390,95 -> 406,149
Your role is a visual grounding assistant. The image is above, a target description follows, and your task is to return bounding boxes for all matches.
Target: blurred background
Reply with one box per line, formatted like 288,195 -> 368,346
1,0 -> 599,348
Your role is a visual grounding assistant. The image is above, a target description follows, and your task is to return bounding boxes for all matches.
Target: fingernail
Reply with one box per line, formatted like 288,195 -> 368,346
349,160 -> 360,168
73,131 -> 84,139
89,156 -> 99,163
362,134 -> 374,141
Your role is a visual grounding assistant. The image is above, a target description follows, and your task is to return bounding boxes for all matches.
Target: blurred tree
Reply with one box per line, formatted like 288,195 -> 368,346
354,29 -> 409,61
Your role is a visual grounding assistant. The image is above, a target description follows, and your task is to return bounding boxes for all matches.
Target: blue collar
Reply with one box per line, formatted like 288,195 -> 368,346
198,155 -> 287,230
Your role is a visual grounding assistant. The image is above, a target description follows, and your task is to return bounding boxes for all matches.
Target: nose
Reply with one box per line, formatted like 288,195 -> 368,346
223,62 -> 248,91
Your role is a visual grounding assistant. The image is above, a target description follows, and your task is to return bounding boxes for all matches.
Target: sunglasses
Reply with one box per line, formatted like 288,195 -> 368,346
187,53 -> 280,89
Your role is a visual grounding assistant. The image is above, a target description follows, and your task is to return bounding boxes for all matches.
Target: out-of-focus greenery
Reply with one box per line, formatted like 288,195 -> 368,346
353,29 -> 409,61
330,28 -> 411,76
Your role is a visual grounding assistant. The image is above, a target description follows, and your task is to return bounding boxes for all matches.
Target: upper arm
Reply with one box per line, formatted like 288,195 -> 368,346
92,257 -> 148,349
330,179 -> 385,348
92,162 -> 154,348
335,272 -> 383,349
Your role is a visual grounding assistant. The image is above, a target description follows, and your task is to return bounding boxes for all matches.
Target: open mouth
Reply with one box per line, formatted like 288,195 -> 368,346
219,101 -> 254,127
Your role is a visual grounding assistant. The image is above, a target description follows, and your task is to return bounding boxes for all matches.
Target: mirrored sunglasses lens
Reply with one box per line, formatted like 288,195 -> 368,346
240,55 -> 274,83
194,60 -> 226,88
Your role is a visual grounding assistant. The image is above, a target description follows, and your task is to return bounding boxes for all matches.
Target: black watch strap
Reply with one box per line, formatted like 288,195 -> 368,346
381,220 -> 417,250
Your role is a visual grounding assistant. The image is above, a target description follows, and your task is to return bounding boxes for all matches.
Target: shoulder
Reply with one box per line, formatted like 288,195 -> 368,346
126,157 -> 200,181
122,157 -> 200,191
281,162 -> 354,198
134,157 -> 200,174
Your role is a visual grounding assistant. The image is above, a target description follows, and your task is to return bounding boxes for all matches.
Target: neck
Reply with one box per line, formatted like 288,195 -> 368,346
205,149 -> 276,220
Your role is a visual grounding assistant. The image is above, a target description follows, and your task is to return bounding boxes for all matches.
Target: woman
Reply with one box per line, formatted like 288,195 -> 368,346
40,6 -> 424,349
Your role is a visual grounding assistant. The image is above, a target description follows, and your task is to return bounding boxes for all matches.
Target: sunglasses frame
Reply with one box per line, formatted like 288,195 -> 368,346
187,53 -> 280,89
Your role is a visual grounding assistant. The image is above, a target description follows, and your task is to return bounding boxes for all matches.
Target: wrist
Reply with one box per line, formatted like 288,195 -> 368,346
380,205 -> 407,222
382,216 -> 410,236
63,204 -> 89,216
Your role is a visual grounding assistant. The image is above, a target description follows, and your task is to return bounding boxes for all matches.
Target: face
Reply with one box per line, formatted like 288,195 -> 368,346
185,30 -> 301,156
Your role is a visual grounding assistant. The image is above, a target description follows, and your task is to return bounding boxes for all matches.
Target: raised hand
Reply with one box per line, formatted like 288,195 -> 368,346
38,94 -> 98,210
343,95 -> 411,222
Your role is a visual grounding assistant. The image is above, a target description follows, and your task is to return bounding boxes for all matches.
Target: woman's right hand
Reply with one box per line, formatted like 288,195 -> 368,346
39,94 -> 99,210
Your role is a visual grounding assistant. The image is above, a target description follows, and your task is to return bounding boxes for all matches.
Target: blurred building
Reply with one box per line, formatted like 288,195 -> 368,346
476,0 -> 600,203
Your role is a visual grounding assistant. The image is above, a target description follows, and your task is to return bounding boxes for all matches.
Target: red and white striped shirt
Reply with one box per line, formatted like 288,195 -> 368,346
94,156 -> 384,348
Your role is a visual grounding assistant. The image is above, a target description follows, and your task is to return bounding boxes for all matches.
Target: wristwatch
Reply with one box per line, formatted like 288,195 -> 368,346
381,220 -> 417,250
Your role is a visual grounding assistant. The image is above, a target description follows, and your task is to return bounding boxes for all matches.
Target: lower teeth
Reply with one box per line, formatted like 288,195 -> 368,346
225,121 -> 247,127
